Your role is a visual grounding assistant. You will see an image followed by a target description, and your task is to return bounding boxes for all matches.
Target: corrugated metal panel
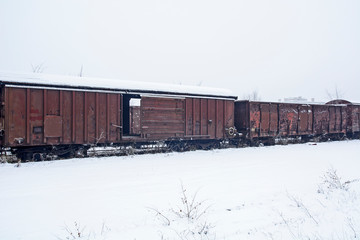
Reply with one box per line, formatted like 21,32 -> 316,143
341,106 -> 347,133
98,93 -> 108,143
30,89 -> 44,145
298,105 -> 312,134
109,94 -> 121,142
260,103 -> 270,137
329,106 -> 345,133
249,103 -> 260,138
225,100 -> 234,133
62,91 -> 72,144
4,86 -> 123,147
200,99 -> 208,135
313,105 -> 330,135
75,92 -> 84,144
207,99 -> 216,138
244,102 -> 278,139
7,87 -> 26,145
184,98 -> 233,139
279,103 -> 299,136
215,100 -> 224,138
352,106 -> 360,132
185,98 -> 193,135
87,92 -> 96,143
269,104 -> 278,135
194,99 -> 201,136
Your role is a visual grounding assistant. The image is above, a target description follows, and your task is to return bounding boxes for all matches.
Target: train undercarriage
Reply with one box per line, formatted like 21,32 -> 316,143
1,132 -> 357,163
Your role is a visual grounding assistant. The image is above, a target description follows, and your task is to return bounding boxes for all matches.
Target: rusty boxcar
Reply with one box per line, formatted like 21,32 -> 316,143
234,100 -> 352,145
326,100 -> 360,138
0,72 -> 237,160
349,103 -> 360,136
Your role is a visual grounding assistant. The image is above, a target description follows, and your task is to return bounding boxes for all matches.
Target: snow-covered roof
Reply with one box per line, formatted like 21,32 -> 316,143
0,72 -> 237,100
350,101 -> 360,105
237,99 -> 360,107
236,99 -> 328,105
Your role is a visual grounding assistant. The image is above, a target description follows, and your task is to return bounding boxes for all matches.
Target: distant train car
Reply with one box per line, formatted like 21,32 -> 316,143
349,104 -> 360,137
0,72 -> 237,160
326,99 -> 360,138
234,100 -> 353,145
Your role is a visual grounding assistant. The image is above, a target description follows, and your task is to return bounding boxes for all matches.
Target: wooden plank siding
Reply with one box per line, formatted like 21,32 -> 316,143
141,97 -> 185,139
140,97 -> 234,140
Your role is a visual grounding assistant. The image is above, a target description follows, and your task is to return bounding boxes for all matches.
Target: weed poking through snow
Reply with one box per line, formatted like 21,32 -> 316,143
274,168 -> 360,240
56,221 -> 110,240
171,184 -> 211,222
317,168 -> 359,195
149,183 -> 215,240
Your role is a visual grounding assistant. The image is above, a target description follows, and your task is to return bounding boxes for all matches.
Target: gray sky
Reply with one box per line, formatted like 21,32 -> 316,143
1,0 -> 359,102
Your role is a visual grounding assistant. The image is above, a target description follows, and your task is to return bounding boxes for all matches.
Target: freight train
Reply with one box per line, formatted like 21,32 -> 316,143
0,72 -> 359,161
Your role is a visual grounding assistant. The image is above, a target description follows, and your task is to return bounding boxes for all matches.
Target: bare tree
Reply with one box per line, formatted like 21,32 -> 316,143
326,85 -> 344,100
31,62 -> 46,73
244,90 -> 261,101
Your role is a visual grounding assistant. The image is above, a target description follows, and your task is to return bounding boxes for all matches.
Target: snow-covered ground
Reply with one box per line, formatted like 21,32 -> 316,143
1,140 -> 359,240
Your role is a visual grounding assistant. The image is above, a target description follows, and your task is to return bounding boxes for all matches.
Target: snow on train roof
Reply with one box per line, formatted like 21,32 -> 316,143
238,99 -> 360,106
0,72 -> 237,99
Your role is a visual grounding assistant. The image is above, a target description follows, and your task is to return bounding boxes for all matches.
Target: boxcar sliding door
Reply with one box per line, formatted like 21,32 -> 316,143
140,97 -> 186,139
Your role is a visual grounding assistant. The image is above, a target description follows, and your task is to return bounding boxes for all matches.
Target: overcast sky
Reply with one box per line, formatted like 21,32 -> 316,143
1,0 -> 359,102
